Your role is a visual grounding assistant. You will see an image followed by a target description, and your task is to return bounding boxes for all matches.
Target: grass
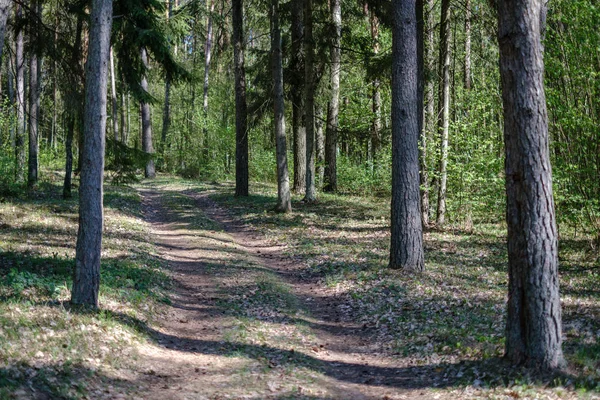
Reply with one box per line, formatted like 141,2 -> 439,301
0,172 -> 170,399
207,181 -> 600,397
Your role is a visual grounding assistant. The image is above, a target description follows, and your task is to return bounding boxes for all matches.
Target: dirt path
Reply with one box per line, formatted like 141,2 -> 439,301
132,185 -> 440,400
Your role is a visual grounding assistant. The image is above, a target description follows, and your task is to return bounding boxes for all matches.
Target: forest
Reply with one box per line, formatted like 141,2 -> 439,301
0,0 -> 599,398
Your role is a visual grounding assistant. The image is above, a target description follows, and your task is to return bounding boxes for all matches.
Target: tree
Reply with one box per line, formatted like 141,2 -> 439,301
110,47 -> 119,141
323,0 -> 341,193
0,0 -> 10,64
271,0 -> 291,212
497,0 -> 564,369
303,0 -> 317,201
14,2 -> 25,184
435,0 -> 451,225
71,0 -> 113,308
233,0 -> 249,196
28,0 -> 42,187
291,0 -> 306,194
389,0 -> 424,272
140,47 -> 156,178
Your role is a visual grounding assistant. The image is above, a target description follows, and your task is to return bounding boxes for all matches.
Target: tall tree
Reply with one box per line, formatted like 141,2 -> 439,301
232,0 -> 249,196
435,0 -> 451,225
303,0 -> 317,201
369,6 -> 381,162
14,3 -> 25,184
291,0 -> 306,193
202,0 -> 215,128
497,0 -> 564,369
0,0 -> 10,63
390,0 -> 424,272
161,0 -> 173,152
140,47 -> 156,178
271,0 -> 291,212
71,0 -> 113,308
464,0 -> 472,90
109,47 -> 119,140
323,0 -> 341,193
28,0 -> 42,187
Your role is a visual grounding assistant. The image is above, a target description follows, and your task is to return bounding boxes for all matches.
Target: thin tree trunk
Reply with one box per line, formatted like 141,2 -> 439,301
28,1 -> 40,187
436,0 -> 451,226
121,76 -> 127,143
390,0 -> 424,272
140,47 -> 156,178
109,47 -> 119,141
160,0 -> 173,156
203,0 -> 215,124
323,0 -> 341,193
233,0 -> 249,196
315,104 -> 325,186
63,16 -> 83,199
498,0 -> 564,370
0,0 -> 9,64
71,0 -> 113,308
303,0 -> 317,201
291,0 -> 306,193
15,3 -> 25,184
464,0 -> 472,90
370,9 -> 381,163
421,0 -> 435,227
271,0 -> 291,212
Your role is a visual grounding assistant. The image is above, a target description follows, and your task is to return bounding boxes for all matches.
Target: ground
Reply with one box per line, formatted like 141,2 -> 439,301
0,175 -> 598,399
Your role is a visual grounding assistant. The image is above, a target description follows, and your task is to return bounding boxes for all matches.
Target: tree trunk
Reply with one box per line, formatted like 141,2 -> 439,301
421,0 -> 435,228
232,0 -> 249,196
63,16 -> 83,199
303,0 -> 317,201
71,0 -> 113,308
203,0 -> 215,138
28,0 -> 42,187
464,0 -> 472,90
315,104 -> 325,186
271,0 -> 291,212
370,9 -> 381,163
323,0 -> 341,193
497,0 -> 564,370
14,3 -> 25,184
436,0 -> 451,226
140,47 -> 156,178
291,0 -> 306,193
0,0 -> 11,64
161,0 -> 173,155
389,0 -> 424,272
109,47 -> 119,141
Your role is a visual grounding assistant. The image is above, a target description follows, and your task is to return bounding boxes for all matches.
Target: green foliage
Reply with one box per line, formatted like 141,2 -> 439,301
105,139 -> 153,184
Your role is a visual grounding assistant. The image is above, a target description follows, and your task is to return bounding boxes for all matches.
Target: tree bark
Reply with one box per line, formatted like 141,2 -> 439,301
436,0 -> 451,226
497,0 -> 564,370
323,0 -> 341,193
28,0 -> 42,187
14,3 -> 25,184
0,0 -> 10,64
109,47 -> 119,141
233,0 -> 249,196
271,0 -> 291,212
63,16 -> 83,199
389,0 -> 424,272
303,0 -> 317,201
140,47 -> 156,178
315,104 -> 325,186
71,0 -> 113,308
421,0 -> 435,228
291,0 -> 306,193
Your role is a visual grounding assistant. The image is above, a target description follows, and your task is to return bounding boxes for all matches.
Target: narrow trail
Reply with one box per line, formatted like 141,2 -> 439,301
133,185 -> 436,400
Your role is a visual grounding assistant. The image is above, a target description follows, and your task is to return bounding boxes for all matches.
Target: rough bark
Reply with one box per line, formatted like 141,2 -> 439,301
109,47 -> 119,141
140,47 -> 156,178
323,0 -> 341,193
497,0 -> 564,370
436,0 -> 451,226
390,0 -> 424,272
271,0 -> 291,212
0,0 -> 10,64
291,0 -> 306,193
71,0 -> 113,308
232,0 -> 249,196
15,3 -> 25,184
303,0 -> 317,201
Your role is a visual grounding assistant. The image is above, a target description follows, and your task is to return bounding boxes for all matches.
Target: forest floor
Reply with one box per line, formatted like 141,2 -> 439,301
0,174 -> 599,399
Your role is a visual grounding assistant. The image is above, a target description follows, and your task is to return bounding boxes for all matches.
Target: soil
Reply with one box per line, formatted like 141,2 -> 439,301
131,186 -> 449,400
